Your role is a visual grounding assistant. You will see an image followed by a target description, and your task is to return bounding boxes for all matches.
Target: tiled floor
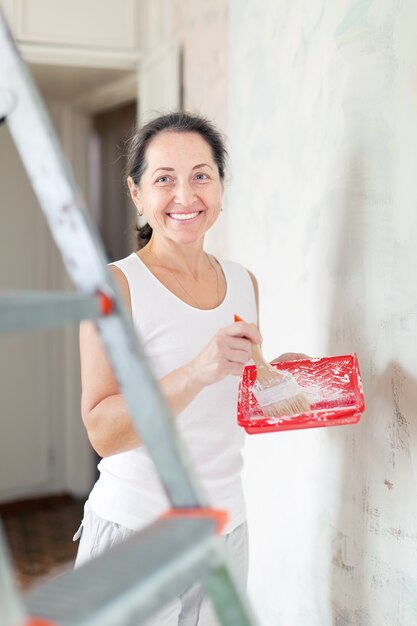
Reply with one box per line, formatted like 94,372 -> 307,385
0,495 -> 84,589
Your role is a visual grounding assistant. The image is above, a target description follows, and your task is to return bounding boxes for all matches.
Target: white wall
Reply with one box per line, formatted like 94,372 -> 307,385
0,100 -> 95,502
135,0 -> 229,258
177,0 -> 229,259
179,0 -> 228,133
0,0 -> 139,502
227,1 -> 417,624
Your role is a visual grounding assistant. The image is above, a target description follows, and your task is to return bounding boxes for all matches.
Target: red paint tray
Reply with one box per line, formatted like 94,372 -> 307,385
237,353 -> 365,434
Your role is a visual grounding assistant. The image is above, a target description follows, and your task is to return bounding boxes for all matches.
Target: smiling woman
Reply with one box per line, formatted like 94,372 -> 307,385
127,113 -> 227,251
127,127 -> 226,310
76,112 -> 261,625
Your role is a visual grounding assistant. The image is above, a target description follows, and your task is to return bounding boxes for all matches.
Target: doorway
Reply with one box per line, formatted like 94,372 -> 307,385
91,101 -> 138,262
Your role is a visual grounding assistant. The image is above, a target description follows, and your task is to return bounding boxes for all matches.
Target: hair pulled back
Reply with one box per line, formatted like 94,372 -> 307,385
125,111 -> 228,249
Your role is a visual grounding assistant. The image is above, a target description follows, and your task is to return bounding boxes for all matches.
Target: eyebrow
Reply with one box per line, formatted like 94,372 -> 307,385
151,163 -> 213,176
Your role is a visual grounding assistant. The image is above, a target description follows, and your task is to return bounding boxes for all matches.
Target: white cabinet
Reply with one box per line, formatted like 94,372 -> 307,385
3,0 -> 139,49
0,0 -> 141,69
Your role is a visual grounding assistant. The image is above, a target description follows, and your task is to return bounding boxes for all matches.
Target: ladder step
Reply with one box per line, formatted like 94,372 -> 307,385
24,516 -> 220,626
0,525 -> 27,626
0,292 -> 102,333
0,8 -> 258,624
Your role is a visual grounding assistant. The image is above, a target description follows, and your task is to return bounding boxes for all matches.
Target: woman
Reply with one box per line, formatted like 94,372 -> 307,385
75,111 -> 265,624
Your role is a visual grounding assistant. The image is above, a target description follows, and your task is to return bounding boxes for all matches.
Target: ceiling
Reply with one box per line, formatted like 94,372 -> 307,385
30,63 -> 132,101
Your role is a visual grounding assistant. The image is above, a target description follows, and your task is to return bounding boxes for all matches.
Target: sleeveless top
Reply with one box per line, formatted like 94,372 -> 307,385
88,252 -> 257,535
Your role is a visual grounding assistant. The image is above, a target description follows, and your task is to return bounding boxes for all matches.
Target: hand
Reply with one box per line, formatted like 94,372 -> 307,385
271,352 -> 311,363
190,321 -> 262,387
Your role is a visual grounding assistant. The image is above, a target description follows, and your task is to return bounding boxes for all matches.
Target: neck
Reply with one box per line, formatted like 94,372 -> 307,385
146,236 -> 208,277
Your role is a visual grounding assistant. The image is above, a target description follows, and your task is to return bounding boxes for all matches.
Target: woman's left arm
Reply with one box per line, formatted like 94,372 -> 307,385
247,270 -> 309,363
271,352 -> 310,363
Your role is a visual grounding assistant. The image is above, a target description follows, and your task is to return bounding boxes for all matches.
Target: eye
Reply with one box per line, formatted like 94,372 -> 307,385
195,172 -> 209,181
155,175 -> 172,184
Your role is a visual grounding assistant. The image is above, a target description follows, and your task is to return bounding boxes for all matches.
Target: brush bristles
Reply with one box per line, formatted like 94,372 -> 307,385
259,393 -> 311,418
252,368 -> 311,417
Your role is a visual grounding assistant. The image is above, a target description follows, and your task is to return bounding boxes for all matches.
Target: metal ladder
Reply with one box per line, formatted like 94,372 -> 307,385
0,9 -> 257,626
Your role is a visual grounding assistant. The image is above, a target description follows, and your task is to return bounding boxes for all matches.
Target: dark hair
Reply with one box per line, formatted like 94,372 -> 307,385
125,111 -> 228,249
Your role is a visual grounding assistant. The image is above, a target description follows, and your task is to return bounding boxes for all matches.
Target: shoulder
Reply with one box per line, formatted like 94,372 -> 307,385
216,258 -> 248,275
246,269 -> 258,296
109,262 -> 132,317
219,259 -> 258,288
109,264 -> 129,288
216,258 -> 259,314
245,268 -> 259,321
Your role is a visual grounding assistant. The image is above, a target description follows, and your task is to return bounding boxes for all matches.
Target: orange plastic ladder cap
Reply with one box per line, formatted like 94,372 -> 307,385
98,291 -> 113,316
25,619 -> 57,626
162,508 -> 229,534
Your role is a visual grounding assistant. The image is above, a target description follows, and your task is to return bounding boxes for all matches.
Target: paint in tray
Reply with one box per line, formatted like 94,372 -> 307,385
237,353 -> 365,434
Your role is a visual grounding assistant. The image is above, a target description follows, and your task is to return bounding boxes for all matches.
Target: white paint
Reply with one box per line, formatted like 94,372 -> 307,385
227,1 -> 417,624
252,377 -> 302,406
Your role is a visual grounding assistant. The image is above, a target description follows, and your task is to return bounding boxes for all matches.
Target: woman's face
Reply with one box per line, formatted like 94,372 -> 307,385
129,131 -> 224,246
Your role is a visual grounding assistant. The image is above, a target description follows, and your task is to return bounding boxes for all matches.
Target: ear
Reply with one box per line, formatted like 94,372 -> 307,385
127,176 -> 143,212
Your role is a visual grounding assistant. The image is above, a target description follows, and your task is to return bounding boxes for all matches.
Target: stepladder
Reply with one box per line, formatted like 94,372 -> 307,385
0,8 -> 259,626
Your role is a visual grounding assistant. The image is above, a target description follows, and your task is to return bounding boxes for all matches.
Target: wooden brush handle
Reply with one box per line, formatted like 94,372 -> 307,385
234,314 -> 270,369
251,342 -> 271,369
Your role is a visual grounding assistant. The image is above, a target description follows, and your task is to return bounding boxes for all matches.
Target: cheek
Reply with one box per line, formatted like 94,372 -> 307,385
148,208 -> 166,227
205,186 -> 223,208
213,192 -> 223,212
143,192 -> 169,215
145,199 -> 174,230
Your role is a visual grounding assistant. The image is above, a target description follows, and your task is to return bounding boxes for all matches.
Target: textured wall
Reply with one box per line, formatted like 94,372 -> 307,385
177,0 -> 229,258
227,1 -> 417,624
179,0 -> 228,133
139,0 -> 229,255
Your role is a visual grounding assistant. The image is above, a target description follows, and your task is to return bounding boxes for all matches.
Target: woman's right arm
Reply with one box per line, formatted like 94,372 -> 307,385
80,266 -> 261,458
80,266 -> 141,457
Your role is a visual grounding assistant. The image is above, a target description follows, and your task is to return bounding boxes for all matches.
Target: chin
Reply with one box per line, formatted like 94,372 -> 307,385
172,234 -> 202,245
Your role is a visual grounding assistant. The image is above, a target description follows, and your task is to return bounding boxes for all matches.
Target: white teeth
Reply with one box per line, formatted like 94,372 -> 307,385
169,212 -> 199,221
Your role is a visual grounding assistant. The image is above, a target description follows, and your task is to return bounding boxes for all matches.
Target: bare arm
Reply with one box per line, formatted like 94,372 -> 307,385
80,266 -> 261,458
80,266 -> 140,457
271,352 -> 310,362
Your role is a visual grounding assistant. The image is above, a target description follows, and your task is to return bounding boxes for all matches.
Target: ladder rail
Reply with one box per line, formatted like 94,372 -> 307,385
0,292 -> 101,332
24,517 -> 220,626
0,526 -> 27,626
0,7 -> 205,510
22,517 -> 257,626
0,7 -> 259,625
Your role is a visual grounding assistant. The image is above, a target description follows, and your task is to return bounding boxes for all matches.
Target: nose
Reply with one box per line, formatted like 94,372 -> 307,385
173,180 -> 196,207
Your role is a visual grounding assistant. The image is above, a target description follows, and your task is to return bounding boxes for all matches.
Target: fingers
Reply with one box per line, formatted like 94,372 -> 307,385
191,323 -> 260,387
227,362 -> 247,377
224,320 -> 262,345
226,347 -> 251,365
213,334 -> 252,365
226,337 -> 253,361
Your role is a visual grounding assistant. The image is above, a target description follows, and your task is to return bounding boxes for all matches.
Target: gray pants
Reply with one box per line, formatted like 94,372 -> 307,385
73,501 -> 249,626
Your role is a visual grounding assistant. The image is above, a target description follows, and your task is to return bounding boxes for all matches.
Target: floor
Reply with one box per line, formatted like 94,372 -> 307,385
0,494 -> 84,589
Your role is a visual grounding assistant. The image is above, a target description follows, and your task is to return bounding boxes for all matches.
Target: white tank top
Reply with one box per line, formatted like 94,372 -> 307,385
88,252 -> 257,534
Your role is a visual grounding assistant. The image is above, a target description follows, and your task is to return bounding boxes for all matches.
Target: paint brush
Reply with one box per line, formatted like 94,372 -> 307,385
234,314 -> 311,417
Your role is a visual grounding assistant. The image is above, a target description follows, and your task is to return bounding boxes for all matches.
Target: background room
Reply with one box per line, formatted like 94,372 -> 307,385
1,1 -> 417,625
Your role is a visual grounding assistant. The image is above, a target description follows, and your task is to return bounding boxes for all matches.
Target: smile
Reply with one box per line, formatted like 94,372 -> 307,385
168,211 -> 201,222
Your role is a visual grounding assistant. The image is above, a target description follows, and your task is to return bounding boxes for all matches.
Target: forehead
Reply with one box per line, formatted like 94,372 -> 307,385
144,131 -> 215,168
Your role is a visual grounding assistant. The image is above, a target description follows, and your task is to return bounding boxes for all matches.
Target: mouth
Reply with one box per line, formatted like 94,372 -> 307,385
167,211 -> 202,223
